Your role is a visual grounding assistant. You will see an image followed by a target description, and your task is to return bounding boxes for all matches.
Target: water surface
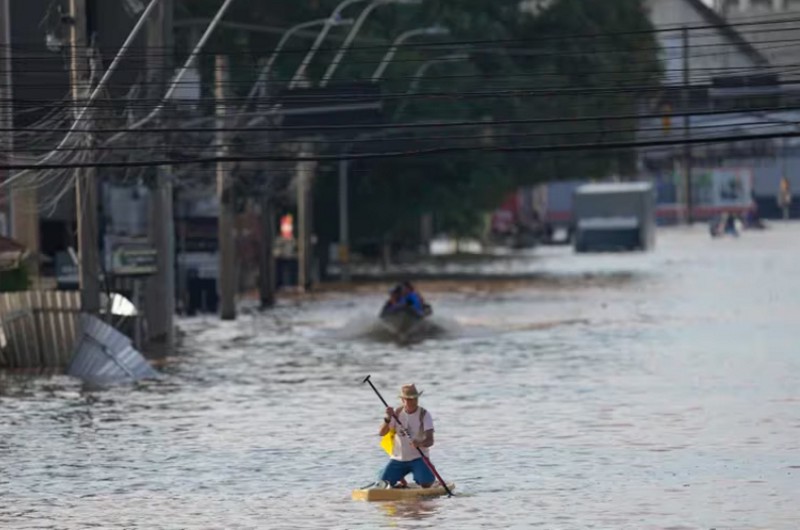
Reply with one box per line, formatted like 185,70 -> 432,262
2,225 -> 799,529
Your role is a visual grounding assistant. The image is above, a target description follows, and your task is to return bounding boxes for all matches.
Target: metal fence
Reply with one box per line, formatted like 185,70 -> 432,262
0,291 -> 81,369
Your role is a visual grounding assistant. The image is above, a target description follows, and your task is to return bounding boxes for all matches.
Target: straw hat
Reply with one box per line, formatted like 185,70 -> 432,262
399,383 -> 423,399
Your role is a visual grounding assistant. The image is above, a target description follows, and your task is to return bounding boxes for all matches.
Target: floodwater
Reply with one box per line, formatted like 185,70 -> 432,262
2,224 -> 800,529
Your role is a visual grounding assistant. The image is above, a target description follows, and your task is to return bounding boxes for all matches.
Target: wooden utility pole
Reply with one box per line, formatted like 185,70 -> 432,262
2,0 -> 41,281
0,0 -> 13,235
216,54 -> 236,319
145,0 -> 176,348
682,26 -> 694,225
70,0 -> 100,313
258,194 -> 275,308
296,142 -> 316,291
338,158 -> 350,282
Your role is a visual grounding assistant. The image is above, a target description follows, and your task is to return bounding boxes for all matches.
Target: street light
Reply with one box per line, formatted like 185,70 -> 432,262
394,52 -> 470,118
288,0 -> 373,90
371,25 -> 450,82
320,0 -> 422,87
246,17 -> 355,105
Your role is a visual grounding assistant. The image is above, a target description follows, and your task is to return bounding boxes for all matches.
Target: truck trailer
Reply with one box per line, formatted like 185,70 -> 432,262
572,182 -> 656,253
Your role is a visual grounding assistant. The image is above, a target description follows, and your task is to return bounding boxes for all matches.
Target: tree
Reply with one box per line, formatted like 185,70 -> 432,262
176,0 -> 662,253
315,0 -> 661,250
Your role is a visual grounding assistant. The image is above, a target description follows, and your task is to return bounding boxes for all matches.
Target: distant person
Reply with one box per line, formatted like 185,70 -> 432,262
778,177 -> 792,220
724,211 -> 740,237
377,384 -> 435,489
710,212 -> 739,238
381,286 -> 405,317
710,213 -> 724,238
744,206 -> 766,230
401,281 -> 428,317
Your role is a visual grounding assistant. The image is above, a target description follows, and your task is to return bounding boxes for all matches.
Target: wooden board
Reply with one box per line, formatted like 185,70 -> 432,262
352,483 -> 454,502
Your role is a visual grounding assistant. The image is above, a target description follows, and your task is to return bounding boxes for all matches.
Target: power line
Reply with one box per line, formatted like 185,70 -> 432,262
3,129 -> 799,170
5,12 -> 800,56
3,33 -> 797,77
8,118 -> 795,156
4,101 -> 800,135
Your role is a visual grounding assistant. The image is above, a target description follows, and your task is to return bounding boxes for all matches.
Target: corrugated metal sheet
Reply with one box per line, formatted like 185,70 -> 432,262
66,314 -> 159,386
0,291 -> 81,368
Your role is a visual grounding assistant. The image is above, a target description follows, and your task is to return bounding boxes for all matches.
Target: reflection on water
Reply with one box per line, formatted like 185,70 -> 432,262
2,225 -> 800,529
377,499 -> 442,524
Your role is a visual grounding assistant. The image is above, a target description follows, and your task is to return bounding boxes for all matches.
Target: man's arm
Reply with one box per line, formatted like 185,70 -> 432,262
412,429 -> 434,449
379,409 -> 394,436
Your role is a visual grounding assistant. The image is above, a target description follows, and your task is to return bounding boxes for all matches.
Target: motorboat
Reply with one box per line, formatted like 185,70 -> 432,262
378,304 -> 433,343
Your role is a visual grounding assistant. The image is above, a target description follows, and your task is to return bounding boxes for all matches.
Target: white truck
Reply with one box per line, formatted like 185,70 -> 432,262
572,182 -> 656,253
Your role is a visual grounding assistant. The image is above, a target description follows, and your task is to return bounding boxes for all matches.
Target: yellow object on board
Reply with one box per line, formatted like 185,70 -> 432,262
380,429 -> 395,455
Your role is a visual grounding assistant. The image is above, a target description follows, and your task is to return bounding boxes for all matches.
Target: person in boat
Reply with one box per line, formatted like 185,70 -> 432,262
381,285 -> 405,316
743,205 -> 766,230
400,281 -> 431,317
377,384 -> 435,488
710,212 -> 740,238
723,211 -> 740,237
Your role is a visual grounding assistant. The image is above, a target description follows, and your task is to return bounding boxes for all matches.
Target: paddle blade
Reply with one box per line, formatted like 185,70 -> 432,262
380,429 -> 395,456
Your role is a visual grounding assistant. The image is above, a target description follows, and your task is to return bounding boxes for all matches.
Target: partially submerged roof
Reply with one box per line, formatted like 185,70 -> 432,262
67,314 -> 159,386
0,236 -> 28,271
0,236 -> 26,253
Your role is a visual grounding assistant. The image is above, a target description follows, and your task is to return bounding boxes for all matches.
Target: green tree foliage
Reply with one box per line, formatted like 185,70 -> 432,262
0,265 -> 30,292
178,0 -> 661,249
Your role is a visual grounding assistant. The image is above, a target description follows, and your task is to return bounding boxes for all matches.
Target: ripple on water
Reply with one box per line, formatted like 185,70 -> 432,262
2,226 -> 800,528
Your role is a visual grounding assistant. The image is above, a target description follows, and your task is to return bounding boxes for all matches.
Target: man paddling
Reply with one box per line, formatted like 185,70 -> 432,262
377,383 -> 435,488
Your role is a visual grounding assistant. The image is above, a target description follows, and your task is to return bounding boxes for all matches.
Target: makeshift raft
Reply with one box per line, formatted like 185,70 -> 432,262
352,482 -> 454,501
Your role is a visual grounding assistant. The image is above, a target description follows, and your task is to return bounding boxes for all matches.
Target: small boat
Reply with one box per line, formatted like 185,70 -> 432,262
352,481 -> 455,502
378,305 -> 433,343
380,306 -> 427,332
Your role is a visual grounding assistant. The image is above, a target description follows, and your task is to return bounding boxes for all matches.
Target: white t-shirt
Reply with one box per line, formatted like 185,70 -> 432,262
388,407 -> 434,462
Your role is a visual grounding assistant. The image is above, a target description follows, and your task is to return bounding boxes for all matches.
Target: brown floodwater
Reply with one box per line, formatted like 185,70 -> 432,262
2,224 -> 799,529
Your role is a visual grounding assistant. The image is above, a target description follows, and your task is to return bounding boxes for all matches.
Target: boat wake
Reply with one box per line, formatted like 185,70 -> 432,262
331,312 -> 463,344
328,312 -> 587,345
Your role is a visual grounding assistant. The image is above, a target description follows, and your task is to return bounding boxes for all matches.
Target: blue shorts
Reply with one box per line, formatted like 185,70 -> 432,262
379,457 -> 435,486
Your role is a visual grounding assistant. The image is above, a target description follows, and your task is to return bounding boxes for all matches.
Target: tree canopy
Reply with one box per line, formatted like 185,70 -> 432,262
178,0 -> 662,250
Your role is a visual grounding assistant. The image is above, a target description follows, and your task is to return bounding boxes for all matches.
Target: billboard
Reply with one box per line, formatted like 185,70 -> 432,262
654,167 -> 754,222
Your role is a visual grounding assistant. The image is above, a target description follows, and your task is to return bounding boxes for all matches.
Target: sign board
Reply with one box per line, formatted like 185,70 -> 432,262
656,168 -> 753,208
710,168 -> 752,206
111,247 -> 158,276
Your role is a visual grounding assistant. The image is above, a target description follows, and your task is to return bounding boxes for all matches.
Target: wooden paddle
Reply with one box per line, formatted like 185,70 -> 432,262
363,375 -> 454,497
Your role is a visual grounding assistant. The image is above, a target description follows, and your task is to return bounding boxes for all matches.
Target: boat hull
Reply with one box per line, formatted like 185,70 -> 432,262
379,309 -> 426,337
352,483 -> 454,501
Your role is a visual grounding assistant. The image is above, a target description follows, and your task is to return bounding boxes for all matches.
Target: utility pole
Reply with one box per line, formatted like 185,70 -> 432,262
145,0 -> 176,349
682,26 -> 694,225
258,90 -> 276,308
338,158 -> 350,283
2,0 -> 41,281
0,0 -> 13,237
216,54 -> 236,319
70,0 -> 100,313
296,142 -> 316,291
259,193 -> 275,308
